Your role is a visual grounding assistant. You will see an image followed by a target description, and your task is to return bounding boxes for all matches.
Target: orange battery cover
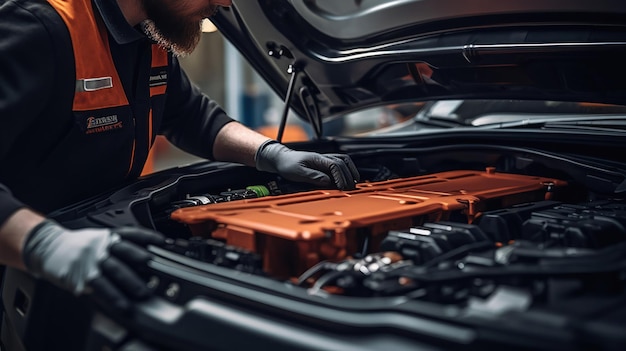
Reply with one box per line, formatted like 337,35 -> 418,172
170,169 -> 566,278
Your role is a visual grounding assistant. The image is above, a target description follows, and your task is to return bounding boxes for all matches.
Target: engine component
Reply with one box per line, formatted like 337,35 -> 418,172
380,221 -> 492,265
164,237 -> 263,274
170,169 -> 567,278
521,201 -> 626,248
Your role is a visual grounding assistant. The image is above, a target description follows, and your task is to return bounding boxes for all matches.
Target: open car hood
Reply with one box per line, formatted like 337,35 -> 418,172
212,0 -> 626,132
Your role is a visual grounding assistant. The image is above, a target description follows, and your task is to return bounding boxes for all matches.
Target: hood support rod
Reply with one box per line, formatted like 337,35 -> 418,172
277,64 -> 299,143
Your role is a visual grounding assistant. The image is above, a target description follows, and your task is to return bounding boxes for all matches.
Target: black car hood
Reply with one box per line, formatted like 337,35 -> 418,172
212,0 -> 626,131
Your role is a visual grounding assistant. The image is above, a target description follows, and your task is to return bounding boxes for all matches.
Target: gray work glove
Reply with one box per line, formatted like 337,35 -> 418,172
255,140 -> 360,190
22,220 -> 165,312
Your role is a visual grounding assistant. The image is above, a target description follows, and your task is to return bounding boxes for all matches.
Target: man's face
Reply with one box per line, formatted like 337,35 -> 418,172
141,0 -> 232,56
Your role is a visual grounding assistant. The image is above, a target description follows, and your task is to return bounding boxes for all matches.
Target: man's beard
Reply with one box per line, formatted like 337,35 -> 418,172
141,1 -> 218,57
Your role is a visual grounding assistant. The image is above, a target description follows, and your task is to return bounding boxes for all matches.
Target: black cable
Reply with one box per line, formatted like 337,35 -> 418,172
296,260 -> 337,286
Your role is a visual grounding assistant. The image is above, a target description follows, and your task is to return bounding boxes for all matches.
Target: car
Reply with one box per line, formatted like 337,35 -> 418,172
3,1 -> 626,350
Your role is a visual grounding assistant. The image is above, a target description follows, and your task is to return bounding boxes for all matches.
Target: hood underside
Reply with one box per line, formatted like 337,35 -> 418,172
212,0 -> 626,125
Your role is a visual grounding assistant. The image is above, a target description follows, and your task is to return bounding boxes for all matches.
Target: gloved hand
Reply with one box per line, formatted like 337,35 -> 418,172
22,220 -> 165,312
255,140 -> 360,190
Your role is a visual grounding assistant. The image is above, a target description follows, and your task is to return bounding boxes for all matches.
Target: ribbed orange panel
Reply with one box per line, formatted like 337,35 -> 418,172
171,169 -> 567,277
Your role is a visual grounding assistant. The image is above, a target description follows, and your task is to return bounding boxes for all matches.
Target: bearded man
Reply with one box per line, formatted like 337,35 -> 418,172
0,0 -> 358,312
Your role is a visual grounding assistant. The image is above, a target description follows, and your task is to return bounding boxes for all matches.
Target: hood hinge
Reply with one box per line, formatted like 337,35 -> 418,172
277,64 -> 323,142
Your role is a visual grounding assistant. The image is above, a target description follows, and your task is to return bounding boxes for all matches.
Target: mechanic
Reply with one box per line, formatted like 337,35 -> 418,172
0,0 -> 359,312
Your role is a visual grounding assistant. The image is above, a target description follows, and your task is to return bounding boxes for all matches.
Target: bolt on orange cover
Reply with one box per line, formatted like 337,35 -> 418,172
170,169 -> 566,278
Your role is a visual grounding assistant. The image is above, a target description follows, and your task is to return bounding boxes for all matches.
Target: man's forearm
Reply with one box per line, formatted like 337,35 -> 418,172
0,208 -> 45,270
212,121 -> 272,166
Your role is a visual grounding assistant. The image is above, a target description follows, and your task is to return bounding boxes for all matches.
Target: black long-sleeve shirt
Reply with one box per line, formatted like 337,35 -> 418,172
0,0 -> 234,223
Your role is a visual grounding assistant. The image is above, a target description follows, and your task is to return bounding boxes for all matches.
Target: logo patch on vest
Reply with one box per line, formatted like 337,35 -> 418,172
86,114 -> 123,134
150,69 -> 168,87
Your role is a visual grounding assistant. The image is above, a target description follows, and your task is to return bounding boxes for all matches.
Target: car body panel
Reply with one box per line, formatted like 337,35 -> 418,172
213,0 -> 626,128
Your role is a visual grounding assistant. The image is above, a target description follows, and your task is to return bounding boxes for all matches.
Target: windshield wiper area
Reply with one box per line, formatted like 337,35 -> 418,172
471,114 -> 626,131
543,119 -> 626,132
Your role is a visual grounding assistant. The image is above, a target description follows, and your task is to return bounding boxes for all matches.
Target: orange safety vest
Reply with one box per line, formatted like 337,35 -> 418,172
47,0 -> 168,176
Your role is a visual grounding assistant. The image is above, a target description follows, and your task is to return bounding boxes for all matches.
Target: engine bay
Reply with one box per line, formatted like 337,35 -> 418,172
156,173 -> 626,306
145,148 -> 626,311
28,143 -> 624,351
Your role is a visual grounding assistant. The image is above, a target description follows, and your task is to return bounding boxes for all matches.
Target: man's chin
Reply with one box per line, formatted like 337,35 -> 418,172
167,34 -> 201,57
141,20 -> 201,57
